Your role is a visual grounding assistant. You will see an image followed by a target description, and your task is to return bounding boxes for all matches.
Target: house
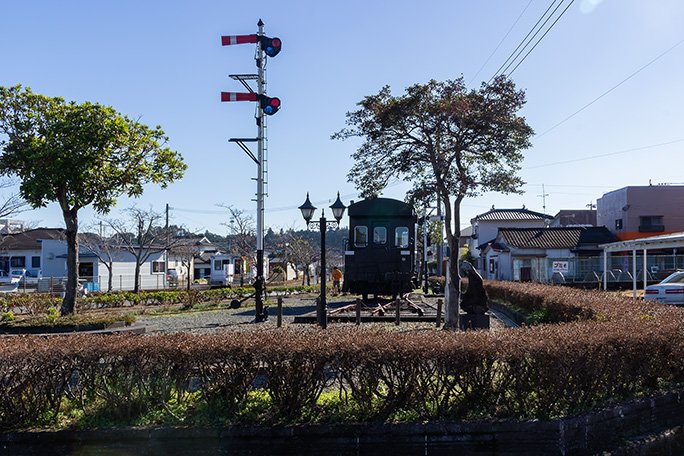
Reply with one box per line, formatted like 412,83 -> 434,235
550,209 -> 597,227
40,238 -> 187,291
169,235 -> 220,281
597,185 -> 684,241
0,219 -> 26,234
470,207 -> 551,274
0,228 -> 65,276
481,226 -> 617,282
208,253 -> 254,286
268,255 -> 297,281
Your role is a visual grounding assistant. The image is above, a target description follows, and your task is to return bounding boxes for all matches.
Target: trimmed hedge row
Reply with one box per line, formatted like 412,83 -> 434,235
0,285 -> 317,315
2,282 -> 684,429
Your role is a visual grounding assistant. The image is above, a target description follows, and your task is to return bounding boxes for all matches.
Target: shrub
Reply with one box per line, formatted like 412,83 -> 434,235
1,283 -> 683,429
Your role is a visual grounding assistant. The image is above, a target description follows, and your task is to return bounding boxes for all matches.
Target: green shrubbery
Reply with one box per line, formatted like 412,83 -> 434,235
1,282 -> 684,429
0,285 -> 317,317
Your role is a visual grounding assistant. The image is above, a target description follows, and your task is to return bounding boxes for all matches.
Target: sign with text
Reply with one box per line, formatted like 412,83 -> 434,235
552,261 -> 569,273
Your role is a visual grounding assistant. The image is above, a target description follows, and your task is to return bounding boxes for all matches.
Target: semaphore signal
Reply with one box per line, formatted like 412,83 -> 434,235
220,19 -> 281,323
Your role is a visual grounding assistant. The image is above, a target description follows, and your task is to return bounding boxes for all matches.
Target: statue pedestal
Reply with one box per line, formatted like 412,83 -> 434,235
459,313 -> 490,331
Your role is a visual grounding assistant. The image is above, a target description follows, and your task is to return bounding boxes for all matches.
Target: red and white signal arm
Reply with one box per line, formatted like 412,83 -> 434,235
221,34 -> 258,46
220,92 -> 257,102
552,261 -> 569,273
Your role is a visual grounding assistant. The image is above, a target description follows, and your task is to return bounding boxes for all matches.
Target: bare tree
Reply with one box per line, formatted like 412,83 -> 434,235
218,204 -> 256,258
0,178 -> 28,222
79,224 -> 126,292
169,241 -> 201,290
102,207 -> 172,293
285,237 -> 316,286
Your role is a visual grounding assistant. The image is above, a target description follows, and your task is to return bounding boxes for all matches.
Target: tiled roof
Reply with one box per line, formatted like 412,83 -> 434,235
0,228 -> 65,250
499,227 -> 617,250
473,208 -> 549,222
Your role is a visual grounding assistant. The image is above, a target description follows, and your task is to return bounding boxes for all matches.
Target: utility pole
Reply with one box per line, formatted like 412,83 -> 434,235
537,184 -> 549,214
221,20 -> 281,322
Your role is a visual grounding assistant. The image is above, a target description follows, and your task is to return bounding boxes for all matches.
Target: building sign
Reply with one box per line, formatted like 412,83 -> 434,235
552,261 -> 569,273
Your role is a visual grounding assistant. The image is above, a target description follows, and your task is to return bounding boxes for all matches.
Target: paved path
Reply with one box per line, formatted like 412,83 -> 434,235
136,294 -> 509,334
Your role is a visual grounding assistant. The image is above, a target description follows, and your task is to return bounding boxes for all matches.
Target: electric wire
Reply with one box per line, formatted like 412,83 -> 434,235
535,35 -> 684,139
489,0 -> 569,84
506,0 -> 574,77
524,138 -> 684,170
468,0 -> 534,86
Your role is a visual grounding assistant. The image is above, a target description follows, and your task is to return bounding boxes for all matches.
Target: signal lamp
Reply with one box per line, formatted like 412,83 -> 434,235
258,95 -> 281,115
258,36 -> 282,57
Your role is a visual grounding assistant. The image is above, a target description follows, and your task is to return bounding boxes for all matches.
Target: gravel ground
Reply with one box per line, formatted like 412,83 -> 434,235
135,294 -> 507,334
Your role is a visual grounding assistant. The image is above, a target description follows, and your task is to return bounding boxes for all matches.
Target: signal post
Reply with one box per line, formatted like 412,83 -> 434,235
221,19 -> 281,322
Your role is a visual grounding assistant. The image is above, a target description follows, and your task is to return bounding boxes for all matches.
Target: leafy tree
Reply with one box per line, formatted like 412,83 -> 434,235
0,85 -> 186,314
333,76 -> 533,330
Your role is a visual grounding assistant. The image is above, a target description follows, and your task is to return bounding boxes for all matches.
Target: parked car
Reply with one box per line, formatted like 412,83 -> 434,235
0,271 -> 16,286
167,268 -> 180,286
644,271 -> 684,305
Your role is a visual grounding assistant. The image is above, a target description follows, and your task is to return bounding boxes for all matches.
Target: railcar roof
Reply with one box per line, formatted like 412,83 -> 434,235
347,198 -> 414,218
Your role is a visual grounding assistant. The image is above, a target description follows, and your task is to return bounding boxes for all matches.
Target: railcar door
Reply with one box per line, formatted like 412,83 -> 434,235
393,225 -> 412,274
371,222 -> 391,274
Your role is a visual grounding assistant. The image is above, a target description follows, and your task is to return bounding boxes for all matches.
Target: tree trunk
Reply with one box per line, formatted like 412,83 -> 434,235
106,262 -> 114,292
442,197 -> 462,331
133,261 -> 141,294
443,239 -> 461,330
60,205 -> 79,316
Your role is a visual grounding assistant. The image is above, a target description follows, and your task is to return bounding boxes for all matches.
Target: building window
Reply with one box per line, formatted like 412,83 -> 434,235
10,257 -> 25,268
373,227 -> 387,244
395,227 -> 409,248
79,262 -> 94,278
31,256 -> 41,268
640,216 -> 664,232
152,261 -> 165,273
615,219 -> 623,230
354,226 -> 368,247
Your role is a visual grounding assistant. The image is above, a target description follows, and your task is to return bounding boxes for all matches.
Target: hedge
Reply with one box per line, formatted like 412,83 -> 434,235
1,282 -> 683,429
0,285 -> 317,315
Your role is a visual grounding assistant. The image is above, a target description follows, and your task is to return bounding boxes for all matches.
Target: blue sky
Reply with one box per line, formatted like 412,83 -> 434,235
2,0 -> 684,235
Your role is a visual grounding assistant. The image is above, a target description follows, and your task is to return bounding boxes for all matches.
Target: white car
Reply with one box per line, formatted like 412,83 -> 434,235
644,271 -> 684,305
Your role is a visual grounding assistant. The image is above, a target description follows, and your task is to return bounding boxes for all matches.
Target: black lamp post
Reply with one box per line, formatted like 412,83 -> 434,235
299,192 -> 346,329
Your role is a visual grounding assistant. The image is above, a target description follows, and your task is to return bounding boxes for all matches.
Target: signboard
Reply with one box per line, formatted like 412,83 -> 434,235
552,261 -> 569,273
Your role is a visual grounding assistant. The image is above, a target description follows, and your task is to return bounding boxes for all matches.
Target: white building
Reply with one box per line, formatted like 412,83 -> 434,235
470,207 -> 550,275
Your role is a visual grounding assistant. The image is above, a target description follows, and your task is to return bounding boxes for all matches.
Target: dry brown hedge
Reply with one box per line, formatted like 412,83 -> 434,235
1,282 -> 684,428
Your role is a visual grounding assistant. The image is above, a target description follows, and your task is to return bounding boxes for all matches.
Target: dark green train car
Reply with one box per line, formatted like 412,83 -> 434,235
343,198 -> 417,299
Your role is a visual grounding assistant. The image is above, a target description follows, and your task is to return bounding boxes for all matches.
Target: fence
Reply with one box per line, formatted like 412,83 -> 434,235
28,274 -> 185,294
510,253 -> 684,286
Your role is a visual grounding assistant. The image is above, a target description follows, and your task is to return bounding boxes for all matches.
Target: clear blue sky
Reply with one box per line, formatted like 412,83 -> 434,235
2,0 -> 684,235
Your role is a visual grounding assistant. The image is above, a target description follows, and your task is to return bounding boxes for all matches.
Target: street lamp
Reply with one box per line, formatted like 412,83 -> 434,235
299,192 -> 346,329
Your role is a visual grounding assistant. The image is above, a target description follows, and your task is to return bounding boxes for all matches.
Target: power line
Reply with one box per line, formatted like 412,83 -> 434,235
489,0 -> 574,83
505,0 -> 574,77
524,138 -> 684,170
535,35 -> 684,139
490,0 -> 561,82
468,0 -> 534,86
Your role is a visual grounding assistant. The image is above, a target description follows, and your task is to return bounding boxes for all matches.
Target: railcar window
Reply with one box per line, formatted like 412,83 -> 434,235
395,227 -> 409,248
373,227 -> 387,244
354,226 -> 368,247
